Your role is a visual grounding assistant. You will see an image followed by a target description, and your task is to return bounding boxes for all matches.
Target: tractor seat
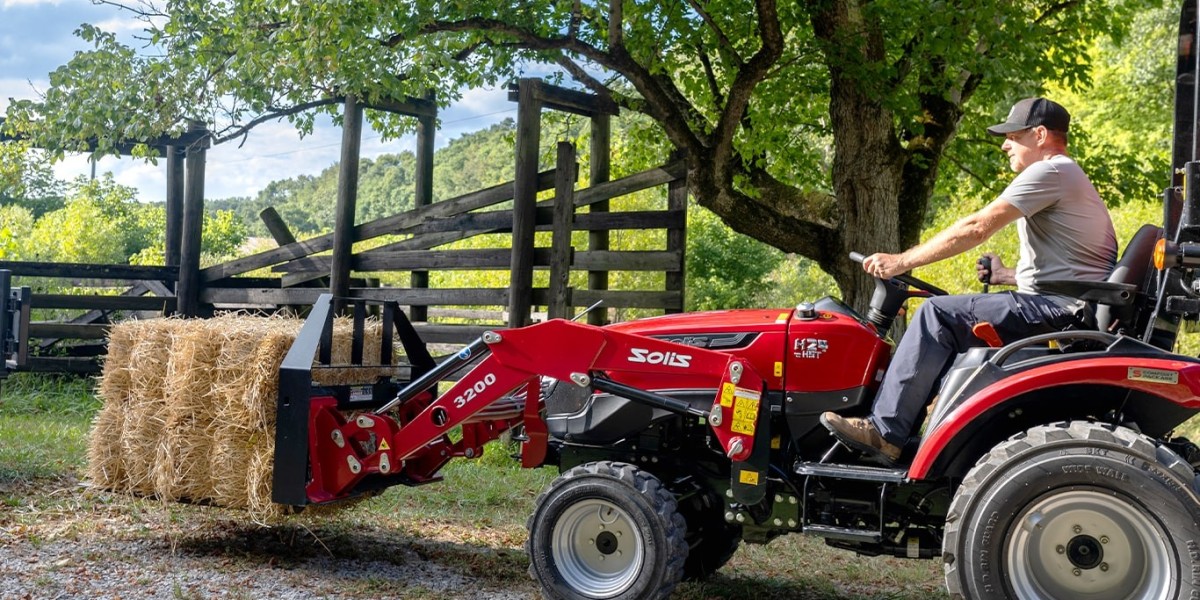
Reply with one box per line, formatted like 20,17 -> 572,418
1039,223 -> 1162,335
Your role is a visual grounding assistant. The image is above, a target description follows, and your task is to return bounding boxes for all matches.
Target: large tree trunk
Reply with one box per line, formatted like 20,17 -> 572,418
812,0 -> 909,312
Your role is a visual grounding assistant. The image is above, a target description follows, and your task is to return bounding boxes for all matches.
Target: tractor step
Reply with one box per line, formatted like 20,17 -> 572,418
802,524 -> 883,543
794,461 -> 907,483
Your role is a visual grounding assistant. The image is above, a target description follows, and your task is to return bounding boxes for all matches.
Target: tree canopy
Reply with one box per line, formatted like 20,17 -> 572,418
2,0 -> 1157,306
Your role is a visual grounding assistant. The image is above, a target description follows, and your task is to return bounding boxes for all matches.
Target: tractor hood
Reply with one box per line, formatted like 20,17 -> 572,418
605,308 -> 793,351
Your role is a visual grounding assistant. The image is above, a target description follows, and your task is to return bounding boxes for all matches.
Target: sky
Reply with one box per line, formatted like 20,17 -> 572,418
0,0 -> 515,202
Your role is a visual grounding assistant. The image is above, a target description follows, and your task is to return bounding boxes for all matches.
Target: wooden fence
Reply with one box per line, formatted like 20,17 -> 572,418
1,152 -> 687,372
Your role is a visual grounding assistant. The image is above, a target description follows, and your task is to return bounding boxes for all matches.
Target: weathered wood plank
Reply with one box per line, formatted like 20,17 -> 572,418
666,175 -> 688,314
31,294 -> 177,311
571,289 -> 682,309
0,261 -> 178,281
573,161 -> 685,207
412,324 -> 493,344
573,251 -> 682,271
572,210 -> 683,230
548,142 -> 576,319
331,94 -> 364,307
411,208 -> 681,235
29,323 -> 111,339
509,78 -> 542,328
588,113 -> 612,326
177,129 -> 207,316
202,287 -> 510,307
277,249 -> 556,273
24,357 -> 102,375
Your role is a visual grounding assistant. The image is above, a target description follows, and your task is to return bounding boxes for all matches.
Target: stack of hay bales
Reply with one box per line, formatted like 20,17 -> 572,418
88,313 -> 388,521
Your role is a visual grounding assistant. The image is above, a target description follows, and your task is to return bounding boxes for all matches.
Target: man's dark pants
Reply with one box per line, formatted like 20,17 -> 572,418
869,291 -> 1084,446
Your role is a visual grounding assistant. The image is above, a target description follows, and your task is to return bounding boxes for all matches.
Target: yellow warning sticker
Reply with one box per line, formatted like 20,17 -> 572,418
773,361 -> 783,377
770,435 -> 781,449
378,439 -> 391,451
731,397 -> 759,435
739,470 -> 760,485
720,382 -> 735,407
776,312 -> 789,324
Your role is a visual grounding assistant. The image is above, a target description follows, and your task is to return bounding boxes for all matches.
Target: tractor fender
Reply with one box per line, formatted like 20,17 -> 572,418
907,356 -> 1200,480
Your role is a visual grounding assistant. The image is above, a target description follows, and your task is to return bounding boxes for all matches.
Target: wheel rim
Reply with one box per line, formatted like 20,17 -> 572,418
1005,488 -> 1173,600
551,498 -> 645,597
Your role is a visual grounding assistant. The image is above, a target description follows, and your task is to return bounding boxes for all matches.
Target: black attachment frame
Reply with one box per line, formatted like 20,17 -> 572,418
272,294 -> 434,506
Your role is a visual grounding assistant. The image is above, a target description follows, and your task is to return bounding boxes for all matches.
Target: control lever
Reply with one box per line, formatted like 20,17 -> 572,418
972,322 -> 1003,347
976,255 -> 993,294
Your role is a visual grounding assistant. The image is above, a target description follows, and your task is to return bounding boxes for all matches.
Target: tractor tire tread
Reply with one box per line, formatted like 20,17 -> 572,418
943,420 -> 1197,598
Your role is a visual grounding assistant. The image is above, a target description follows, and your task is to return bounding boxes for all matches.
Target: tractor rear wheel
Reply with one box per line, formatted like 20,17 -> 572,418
944,421 -> 1200,600
526,461 -> 687,600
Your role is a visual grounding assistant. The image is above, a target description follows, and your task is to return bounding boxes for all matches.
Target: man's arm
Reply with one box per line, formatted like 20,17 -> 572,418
863,198 -> 1024,279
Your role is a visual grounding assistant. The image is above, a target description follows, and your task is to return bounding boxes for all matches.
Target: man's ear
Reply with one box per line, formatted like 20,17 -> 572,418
1034,125 -> 1049,146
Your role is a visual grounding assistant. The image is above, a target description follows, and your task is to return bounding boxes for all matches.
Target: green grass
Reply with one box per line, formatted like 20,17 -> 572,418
0,373 -> 97,482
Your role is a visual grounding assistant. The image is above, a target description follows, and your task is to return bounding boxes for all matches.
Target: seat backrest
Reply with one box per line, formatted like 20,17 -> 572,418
1095,224 -> 1162,333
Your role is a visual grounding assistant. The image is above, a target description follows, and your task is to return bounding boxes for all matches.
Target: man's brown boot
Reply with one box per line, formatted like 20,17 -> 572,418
819,412 -> 902,464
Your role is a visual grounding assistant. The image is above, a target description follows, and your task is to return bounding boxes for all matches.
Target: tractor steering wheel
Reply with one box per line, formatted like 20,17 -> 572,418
849,252 -> 949,296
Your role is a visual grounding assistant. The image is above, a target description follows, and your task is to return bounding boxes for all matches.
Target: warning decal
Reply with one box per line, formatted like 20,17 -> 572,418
731,395 -> 759,435
720,382 -> 735,407
739,470 -> 760,485
378,439 -> 391,451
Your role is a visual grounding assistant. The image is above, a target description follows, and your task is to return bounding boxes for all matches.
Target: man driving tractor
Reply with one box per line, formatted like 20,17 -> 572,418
821,97 -> 1118,464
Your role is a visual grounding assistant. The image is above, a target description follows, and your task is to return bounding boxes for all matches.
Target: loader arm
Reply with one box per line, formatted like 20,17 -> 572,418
288,316 -> 768,508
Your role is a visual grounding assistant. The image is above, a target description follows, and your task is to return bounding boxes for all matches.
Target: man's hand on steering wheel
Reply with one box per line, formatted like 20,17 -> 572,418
861,252 -> 906,280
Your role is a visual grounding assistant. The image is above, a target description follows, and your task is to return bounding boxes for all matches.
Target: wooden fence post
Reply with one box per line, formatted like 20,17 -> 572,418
165,145 -> 184,268
666,164 -> 687,314
330,94 -> 364,314
508,79 -> 542,328
587,114 -> 611,325
410,107 -> 435,322
177,122 -> 208,317
548,142 -> 576,319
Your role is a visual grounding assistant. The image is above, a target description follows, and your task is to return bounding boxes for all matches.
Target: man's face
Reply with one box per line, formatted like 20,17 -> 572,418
1000,127 -> 1041,173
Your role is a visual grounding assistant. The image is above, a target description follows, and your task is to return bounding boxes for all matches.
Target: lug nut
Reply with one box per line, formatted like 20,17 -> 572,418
1100,536 -> 1109,544
1073,568 -> 1081,577
1073,525 -> 1083,534
1056,545 -> 1065,554
1100,563 -> 1109,572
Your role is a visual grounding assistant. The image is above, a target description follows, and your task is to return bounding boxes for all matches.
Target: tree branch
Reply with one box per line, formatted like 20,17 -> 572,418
210,97 -> 343,145
696,44 -> 726,109
684,0 -> 744,65
712,0 -> 783,164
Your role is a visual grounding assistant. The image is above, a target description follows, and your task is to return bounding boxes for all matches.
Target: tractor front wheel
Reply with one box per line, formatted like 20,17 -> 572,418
526,461 -> 687,600
944,421 -> 1200,599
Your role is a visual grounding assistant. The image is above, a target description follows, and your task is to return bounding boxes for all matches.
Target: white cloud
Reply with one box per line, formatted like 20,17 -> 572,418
1,0 -> 62,8
92,16 -> 149,35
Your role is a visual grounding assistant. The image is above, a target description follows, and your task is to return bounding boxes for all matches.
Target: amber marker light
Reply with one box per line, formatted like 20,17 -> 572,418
1155,238 -> 1167,270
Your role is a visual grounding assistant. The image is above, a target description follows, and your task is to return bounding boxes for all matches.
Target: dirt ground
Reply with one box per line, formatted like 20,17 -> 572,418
0,478 -> 539,600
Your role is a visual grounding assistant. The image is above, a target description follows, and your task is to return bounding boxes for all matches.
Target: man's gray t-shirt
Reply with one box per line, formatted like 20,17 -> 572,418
998,154 -> 1116,297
